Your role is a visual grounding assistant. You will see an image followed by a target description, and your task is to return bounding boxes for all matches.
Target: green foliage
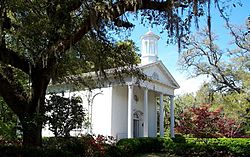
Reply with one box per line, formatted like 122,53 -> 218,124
44,94 -> 86,137
171,138 -> 244,156
116,137 -> 250,157
173,94 -> 196,113
176,138 -> 250,157
0,145 -> 74,157
171,134 -> 186,143
117,137 -> 165,156
0,97 -> 18,140
212,92 -> 250,135
0,137 -> 250,157
42,137 -> 89,156
0,135 -> 118,157
42,135 -> 117,157
53,39 -> 143,88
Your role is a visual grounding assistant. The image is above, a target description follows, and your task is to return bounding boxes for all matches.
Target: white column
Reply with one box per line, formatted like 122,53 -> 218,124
156,41 -> 158,56
159,93 -> 164,137
142,41 -> 146,55
154,95 -> 157,137
143,88 -> 148,137
147,40 -> 149,54
170,96 -> 175,138
128,85 -> 134,138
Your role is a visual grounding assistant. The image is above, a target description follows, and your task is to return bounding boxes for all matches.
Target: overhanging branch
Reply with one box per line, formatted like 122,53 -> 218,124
47,0 -> 174,57
0,72 -> 28,115
0,47 -> 30,74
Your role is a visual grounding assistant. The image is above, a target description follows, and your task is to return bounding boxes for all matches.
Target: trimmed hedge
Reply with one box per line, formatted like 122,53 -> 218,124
117,137 -> 250,157
117,137 -> 165,155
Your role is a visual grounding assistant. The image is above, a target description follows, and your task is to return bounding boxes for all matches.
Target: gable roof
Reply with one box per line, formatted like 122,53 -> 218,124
48,60 -> 180,93
139,60 -> 180,89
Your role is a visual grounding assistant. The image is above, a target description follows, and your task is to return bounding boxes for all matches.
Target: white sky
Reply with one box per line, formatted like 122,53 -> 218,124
174,75 -> 210,95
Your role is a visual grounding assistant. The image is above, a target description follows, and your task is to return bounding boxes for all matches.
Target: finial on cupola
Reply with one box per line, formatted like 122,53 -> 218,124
140,30 -> 160,65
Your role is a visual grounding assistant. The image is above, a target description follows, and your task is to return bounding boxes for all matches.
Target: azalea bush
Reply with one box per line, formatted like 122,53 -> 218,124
85,134 -> 116,156
176,104 -> 243,137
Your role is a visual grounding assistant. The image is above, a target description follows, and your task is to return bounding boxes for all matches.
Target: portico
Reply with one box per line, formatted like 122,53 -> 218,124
127,84 -> 176,138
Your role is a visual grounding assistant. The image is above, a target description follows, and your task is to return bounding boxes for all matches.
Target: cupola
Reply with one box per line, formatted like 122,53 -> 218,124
140,30 -> 160,65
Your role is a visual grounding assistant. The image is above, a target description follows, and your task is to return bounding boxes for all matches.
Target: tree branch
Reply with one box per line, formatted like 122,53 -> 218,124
0,47 -> 30,74
216,1 -> 250,52
113,18 -> 135,28
65,0 -> 83,12
47,0 -> 174,57
0,72 -> 28,115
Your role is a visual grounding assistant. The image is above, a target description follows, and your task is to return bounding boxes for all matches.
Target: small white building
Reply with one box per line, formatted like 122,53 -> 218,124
44,31 -> 180,139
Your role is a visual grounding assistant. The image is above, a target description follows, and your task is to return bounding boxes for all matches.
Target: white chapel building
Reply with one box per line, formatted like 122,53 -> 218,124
44,31 -> 180,139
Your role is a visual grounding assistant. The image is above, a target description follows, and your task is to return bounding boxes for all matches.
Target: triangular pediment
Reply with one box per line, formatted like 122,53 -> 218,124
139,61 -> 180,89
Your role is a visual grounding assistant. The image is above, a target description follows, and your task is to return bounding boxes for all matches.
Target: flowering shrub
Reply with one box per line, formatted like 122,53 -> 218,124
176,104 -> 242,137
41,135 -> 116,157
86,134 -> 116,156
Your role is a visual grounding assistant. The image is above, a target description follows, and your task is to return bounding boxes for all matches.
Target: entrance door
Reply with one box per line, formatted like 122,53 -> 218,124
133,119 -> 139,138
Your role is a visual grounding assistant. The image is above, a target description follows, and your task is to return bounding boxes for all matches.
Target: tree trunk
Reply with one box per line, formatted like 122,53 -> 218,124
19,114 -> 43,147
18,70 -> 50,147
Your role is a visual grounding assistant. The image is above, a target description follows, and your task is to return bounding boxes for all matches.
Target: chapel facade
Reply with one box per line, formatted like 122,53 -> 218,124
44,31 -> 180,139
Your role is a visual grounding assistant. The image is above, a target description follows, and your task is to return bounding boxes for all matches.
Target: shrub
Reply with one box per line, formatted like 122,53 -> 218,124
0,97 -> 18,140
0,145 -> 74,157
43,135 -> 117,156
42,136 -> 88,155
164,138 -> 250,157
1,136 -> 249,156
44,94 -> 87,137
171,133 -> 186,143
117,137 -> 165,156
176,104 -> 242,138
0,138 -> 22,146
116,137 -> 250,157
0,135 -> 118,157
